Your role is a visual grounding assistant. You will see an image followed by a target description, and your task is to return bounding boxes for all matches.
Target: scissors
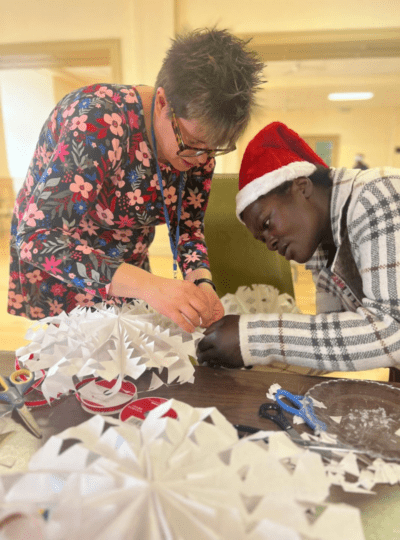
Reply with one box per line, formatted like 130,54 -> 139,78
257,401 -> 371,464
274,388 -> 326,431
0,369 -> 42,438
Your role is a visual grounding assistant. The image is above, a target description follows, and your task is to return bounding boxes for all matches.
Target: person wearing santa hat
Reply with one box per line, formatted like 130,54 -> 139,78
197,121 -> 400,375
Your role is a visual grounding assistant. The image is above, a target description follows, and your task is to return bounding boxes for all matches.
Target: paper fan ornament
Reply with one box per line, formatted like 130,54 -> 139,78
16,302 -> 204,404
221,284 -> 301,315
0,400 -> 366,540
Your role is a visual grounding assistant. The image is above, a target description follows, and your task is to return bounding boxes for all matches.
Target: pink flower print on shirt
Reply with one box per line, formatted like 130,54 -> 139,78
95,86 -> 114,99
121,88 -> 139,103
133,242 -> 146,254
187,190 -> 204,209
43,255 -> 63,275
179,233 -> 191,243
69,114 -> 88,132
108,138 -> 122,167
128,110 -> 139,130
54,142 -> 69,163
20,241 -> 34,262
26,173 -> 35,191
150,174 -> 165,190
70,174 -> 93,199
95,204 -> 114,226
29,306 -> 45,319
50,108 -> 58,131
127,189 -> 144,206
50,283 -> 67,296
26,269 -> 43,284
163,186 -> 177,205
76,240 -> 94,255
23,203 -> 45,227
104,113 -> 124,137
112,229 -> 133,242
36,145 -> 52,167
79,218 -> 99,235
49,299 -> 64,315
8,291 -> 24,310
185,219 -> 202,229
115,215 -> 135,228
62,100 -> 79,118
203,178 -> 212,192
195,243 -> 207,253
135,141 -> 151,167
111,168 -> 125,188
75,292 -> 96,308
184,252 -> 200,263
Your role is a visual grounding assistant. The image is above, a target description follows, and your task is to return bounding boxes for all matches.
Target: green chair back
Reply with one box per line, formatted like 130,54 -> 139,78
204,174 -> 294,298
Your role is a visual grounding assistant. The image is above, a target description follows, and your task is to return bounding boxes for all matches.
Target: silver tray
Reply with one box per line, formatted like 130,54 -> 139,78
305,379 -> 400,462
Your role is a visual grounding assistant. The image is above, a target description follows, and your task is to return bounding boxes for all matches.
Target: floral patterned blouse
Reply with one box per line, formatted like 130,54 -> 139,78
8,84 -> 215,319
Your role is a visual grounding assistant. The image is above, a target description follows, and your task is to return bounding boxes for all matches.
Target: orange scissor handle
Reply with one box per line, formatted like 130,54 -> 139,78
0,374 -> 9,393
9,369 -> 33,386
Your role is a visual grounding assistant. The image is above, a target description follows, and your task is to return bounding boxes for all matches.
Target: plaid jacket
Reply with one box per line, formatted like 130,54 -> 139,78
239,167 -> 400,372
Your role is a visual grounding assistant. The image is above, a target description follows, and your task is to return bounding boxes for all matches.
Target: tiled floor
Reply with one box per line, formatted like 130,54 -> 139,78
0,228 -> 389,381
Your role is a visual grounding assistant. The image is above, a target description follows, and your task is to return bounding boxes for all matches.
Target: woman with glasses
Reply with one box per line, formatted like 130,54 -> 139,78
8,28 -> 264,332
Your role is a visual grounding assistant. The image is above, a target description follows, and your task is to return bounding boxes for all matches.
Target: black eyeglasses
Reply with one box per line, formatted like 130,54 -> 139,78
169,105 -> 236,158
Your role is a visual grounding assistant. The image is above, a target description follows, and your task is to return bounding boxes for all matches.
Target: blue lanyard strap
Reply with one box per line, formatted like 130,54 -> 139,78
150,94 -> 185,279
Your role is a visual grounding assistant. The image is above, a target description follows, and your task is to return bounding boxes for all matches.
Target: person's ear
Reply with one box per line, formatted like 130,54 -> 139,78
155,87 -> 168,114
293,176 -> 313,199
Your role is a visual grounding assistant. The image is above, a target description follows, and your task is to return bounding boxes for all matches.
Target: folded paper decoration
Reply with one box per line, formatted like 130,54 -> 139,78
221,284 -> 301,316
0,399 -> 366,540
15,303 -> 204,403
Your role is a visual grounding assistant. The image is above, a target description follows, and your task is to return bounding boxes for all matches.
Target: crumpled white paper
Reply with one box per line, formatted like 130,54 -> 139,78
15,303 -> 203,403
0,400 -> 366,540
221,284 -> 301,316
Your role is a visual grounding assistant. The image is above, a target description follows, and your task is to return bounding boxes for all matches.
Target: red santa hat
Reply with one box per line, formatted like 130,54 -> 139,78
236,122 -> 328,221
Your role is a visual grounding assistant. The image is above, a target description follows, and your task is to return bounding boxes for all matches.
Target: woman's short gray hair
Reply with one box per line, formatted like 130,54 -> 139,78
155,28 -> 265,148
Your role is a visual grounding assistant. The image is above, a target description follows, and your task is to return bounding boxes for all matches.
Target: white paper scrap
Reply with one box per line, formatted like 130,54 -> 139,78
292,450 -> 330,504
266,383 -> 281,400
306,504 -> 365,540
309,397 -> 327,409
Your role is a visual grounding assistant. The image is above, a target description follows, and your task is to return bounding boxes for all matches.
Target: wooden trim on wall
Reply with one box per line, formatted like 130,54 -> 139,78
238,27 -> 400,61
0,39 -> 122,82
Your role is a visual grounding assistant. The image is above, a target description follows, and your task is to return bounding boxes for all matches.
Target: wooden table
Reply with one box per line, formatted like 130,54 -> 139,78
1,350 -> 400,539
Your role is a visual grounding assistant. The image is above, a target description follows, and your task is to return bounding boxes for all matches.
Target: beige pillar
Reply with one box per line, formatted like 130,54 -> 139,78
122,0 -> 176,85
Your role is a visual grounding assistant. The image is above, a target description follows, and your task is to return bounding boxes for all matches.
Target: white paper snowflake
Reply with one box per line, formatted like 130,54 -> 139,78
221,284 -> 301,316
16,303 -> 203,403
0,401 -> 367,540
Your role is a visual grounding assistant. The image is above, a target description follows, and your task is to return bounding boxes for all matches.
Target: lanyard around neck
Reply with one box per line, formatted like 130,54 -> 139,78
150,94 -> 184,279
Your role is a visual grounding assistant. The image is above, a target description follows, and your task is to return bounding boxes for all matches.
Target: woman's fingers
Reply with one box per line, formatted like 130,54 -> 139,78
174,313 -> 197,333
143,277 -> 214,333
187,294 -> 211,325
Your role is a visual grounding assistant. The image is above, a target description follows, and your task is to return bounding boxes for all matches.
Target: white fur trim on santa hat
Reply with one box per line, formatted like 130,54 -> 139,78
236,161 -> 316,221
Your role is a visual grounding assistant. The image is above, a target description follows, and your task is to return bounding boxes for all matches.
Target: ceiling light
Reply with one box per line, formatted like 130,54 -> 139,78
328,92 -> 374,101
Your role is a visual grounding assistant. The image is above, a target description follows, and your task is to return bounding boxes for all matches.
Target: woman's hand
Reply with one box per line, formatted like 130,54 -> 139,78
141,275 -> 213,333
196,282 -> 225,328
109,263 -> 212,333
196,315 -> 245,368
